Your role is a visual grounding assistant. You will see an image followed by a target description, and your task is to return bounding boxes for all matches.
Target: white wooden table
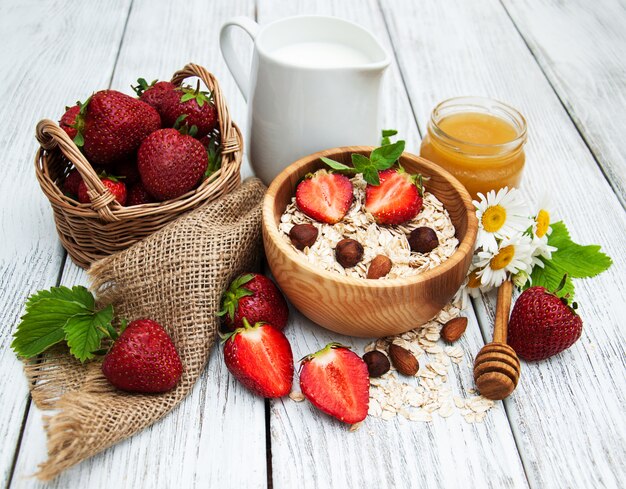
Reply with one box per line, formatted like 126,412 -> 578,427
1,1 -> 625,487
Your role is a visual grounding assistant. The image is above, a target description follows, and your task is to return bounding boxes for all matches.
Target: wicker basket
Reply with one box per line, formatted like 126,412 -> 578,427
35,63 -> 243,268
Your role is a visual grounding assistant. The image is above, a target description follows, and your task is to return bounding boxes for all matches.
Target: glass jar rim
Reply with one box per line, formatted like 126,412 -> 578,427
429,96 -> 528,151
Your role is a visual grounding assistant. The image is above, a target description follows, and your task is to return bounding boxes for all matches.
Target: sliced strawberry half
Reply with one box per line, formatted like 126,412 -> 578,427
299,343 -> 369,424
295,169 -> 354,224
223,319 -> 294,398
365,168 -> 423,225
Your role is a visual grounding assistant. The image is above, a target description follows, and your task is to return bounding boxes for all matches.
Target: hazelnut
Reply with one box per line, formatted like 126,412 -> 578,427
367,255 -> 392,279
362,350 -> 390,378
388,343 -> 419,376
441,317 -> 468,343
335,238 -> 364,268
408,227 -> 439,253
289,223 -> 318,250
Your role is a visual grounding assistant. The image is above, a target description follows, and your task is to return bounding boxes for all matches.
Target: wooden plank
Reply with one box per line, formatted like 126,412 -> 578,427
379,0 -> 626,487
11,0 -> 264,487
0,0 -> 132,487
257,1 -> 528,488
501,0 -> 626,207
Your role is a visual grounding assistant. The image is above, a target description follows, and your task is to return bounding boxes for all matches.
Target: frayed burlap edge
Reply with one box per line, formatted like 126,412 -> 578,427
23,178 -> 267,480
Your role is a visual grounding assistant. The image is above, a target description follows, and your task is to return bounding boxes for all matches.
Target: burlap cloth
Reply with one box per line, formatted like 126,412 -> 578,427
23,178 -> 267,480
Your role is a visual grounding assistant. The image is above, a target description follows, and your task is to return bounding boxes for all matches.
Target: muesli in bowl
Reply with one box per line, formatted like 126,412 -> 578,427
261,144 -> 477,337
278,170 -> 459,280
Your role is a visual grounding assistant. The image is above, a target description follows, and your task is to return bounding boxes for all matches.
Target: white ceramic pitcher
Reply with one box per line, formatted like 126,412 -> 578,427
220,15 -> 391,185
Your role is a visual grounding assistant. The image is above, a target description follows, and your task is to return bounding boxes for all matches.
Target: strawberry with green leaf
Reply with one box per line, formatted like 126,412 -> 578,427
508,277 -> 583,361
219,273 -> 289,331
160,81 -> 218,138
12,286 -> 183,393
73,90 -> 161,166
222,318 -> 293,398
132,78 -> 176,112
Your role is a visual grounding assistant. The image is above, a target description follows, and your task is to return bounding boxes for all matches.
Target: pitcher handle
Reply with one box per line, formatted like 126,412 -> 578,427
220,17 -> 260,101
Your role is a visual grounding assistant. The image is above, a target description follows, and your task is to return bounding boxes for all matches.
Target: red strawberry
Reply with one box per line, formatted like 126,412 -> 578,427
299,343 -> 369,424
112,157 -> 140,185
137,128 -> 208,200
127,181 -> 156,206
62,169 -> 82,195
74,90 -> 161,166
102,318 -> 182,393
295,170 -> 354,224
60,104 -> 80,140
223,319 -> 294,398
365,168 -> 423,225
508,286 -> 583,361
159,83 -> 218,138
219,273 -> 289,331
78,176 -> 127,205
132,78 -> 176,112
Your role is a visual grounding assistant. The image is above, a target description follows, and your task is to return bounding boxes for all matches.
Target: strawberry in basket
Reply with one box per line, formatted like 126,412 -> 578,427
138,127 -> 208,200
159,82 -> 218,138
132,78 -> 176,113
72,90 -> 161,166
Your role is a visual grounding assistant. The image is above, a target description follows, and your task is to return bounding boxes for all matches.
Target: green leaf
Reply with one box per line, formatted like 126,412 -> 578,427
362,167 -> 380,186
528,260 -> 575,298
381,129 -> 398,138
63,304 -> 113,362
351,153 -> 372,173
25,285 -> 94,310
320,156 -> 352,171
180,93 -> 196,103
73,132 -> 84,147
546,221 -> 612,278
12,298 -> 90,358
370,140 -> 405,170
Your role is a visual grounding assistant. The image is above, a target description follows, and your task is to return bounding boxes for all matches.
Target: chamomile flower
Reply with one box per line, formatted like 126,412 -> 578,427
530,234 -> 557,268
532,194 -> 553,239
475,233 -> 533,288
474,187 -> 532,252
529,194 -> 557,268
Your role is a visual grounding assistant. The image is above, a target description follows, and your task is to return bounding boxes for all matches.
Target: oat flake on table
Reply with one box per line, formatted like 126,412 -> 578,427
364,304 -> 496,424
278,173 -> 458,279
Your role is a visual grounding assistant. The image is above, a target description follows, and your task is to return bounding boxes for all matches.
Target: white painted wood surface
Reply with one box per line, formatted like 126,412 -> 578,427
379,0 -> 626,487
501,0 -> 626,207
0,0 -> 625,488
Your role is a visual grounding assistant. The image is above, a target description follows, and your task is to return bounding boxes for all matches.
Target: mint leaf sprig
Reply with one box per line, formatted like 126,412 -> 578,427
527,221 -> 612,298
12,285 -> 119,363
321,138 -> 406,186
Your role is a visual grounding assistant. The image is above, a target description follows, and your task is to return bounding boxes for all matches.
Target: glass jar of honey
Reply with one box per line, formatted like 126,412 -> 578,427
420,97 -> 527,198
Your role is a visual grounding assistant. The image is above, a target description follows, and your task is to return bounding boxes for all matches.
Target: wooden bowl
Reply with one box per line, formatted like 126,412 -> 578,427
262,146 -> 478,337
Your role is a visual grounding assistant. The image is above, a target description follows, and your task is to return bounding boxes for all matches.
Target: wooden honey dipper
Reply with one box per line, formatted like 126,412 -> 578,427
473,280 -> 521,400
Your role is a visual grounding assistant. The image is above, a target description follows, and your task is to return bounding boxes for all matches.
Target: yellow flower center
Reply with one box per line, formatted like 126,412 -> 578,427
490,245 -> 515,270
535,209 -> 550,238
481,205 -> 507,233
467,270 -> 482,288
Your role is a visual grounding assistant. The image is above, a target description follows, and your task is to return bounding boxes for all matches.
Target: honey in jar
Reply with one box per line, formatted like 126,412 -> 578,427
420,97 -> 527,198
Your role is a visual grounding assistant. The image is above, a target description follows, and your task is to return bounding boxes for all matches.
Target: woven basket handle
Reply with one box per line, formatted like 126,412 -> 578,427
170,63 -> 241,156
36,119 -> 119,222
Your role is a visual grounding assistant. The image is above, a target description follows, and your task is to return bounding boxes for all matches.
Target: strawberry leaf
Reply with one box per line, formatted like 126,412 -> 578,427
12,297 -> 90,358
63,304 -> 113,362
528,221 -> 612,298
180,93 -> 196,103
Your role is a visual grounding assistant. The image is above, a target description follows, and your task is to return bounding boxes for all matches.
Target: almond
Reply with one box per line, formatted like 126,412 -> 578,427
441,317 -> 468,343
367,255 -> 392,279
388,343 -> 418,376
